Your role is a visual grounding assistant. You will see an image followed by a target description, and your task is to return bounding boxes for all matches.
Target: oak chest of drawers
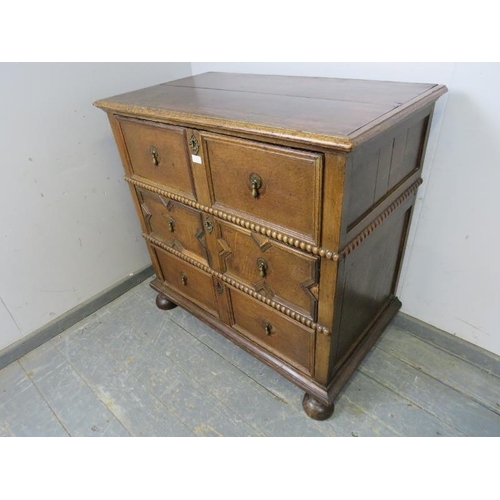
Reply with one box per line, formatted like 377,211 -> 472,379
95,72 -> 447,420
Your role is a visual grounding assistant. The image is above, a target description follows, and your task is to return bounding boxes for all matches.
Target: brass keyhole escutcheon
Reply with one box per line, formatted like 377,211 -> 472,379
168,219 -> 175,232
150,146 -> 159,166
257,258 -> 268,278
215,281 -> 223,294
180,273 -> 188,286
249,173 -> 262,198
189,134 -> 199,155
204,217 -> 214,233
263,320 -> 272,336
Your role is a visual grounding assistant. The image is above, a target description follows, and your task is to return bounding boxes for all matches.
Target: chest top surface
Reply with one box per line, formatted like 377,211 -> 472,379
94,72 -> 447,150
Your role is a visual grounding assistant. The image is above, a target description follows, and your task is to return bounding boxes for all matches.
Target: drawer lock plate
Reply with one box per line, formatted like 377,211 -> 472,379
188,134 -> 199,155
204,217 -> 214,233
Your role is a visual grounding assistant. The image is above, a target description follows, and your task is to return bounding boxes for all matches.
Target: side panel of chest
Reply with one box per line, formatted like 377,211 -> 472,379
327,105 -> 435,389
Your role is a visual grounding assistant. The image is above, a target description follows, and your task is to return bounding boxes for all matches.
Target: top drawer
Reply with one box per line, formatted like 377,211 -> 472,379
202,134 -> 323,244
117,117 -> 196,200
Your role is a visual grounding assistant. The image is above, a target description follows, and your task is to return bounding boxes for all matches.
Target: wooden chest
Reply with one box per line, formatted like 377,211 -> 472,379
95,73 -> 447,420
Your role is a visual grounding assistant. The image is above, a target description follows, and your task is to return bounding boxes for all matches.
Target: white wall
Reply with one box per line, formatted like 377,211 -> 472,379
0,63 -> 191,351
398,64 -> 500,355
191,63 -> 499,355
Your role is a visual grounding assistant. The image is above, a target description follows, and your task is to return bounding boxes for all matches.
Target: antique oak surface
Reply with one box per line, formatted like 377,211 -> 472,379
95,72 -> 447,420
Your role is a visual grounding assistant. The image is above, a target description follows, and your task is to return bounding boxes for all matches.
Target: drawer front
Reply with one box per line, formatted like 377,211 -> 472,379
202,133 -> 323,243
118,117 -> 196,199
229,289 -> 315,376
218,221 -> 319,320
153,246 -> 218,317
138,188 -> 209,265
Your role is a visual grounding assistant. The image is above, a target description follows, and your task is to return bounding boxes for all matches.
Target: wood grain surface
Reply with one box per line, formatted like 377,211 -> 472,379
95,73 -> 447,151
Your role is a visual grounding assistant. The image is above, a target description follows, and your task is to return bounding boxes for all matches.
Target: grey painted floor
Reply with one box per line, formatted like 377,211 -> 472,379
1,280 -> 499,437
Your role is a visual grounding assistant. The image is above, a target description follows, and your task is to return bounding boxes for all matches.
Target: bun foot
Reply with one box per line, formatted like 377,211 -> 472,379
155,293 -> 177,311
302,393 -> 335,420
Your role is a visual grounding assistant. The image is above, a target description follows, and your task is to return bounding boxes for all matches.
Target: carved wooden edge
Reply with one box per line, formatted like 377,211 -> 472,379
131,176 -> 422,264
349,85 -> 447,147
93,102 -> 354,151
126,176 -> 340,261
144,233 -> 332,337
340,178 -> 423,258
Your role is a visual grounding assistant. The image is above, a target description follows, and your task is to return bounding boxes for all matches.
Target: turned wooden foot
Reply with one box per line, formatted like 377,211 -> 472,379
155,293 -> 177,311
302,393 -> 335,420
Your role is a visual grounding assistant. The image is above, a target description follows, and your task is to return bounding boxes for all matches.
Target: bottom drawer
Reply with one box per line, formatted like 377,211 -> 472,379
228,289 -> 315,376
153,246 -> 219,318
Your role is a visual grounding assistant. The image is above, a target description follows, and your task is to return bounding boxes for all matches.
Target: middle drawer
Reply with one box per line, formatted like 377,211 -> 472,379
137,187 -> 209,266
217,220 -> 320,321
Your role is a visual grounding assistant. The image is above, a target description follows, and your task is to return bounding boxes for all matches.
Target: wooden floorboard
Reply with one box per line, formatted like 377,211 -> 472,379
0,361 -> 69,437
0,361 -> 32,408
339,370 -> 464,436
359,346 -> 500,436
377,327 -> 500,416
53,324 -> 195,437
19,342 -> 131,437
1,280 -> 499,437
394,313 -> 500,379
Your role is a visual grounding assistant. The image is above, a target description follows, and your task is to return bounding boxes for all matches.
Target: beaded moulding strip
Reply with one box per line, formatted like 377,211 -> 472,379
128,176 -> 422,264
340,178 -> 423,258
125,176 -> 339,261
